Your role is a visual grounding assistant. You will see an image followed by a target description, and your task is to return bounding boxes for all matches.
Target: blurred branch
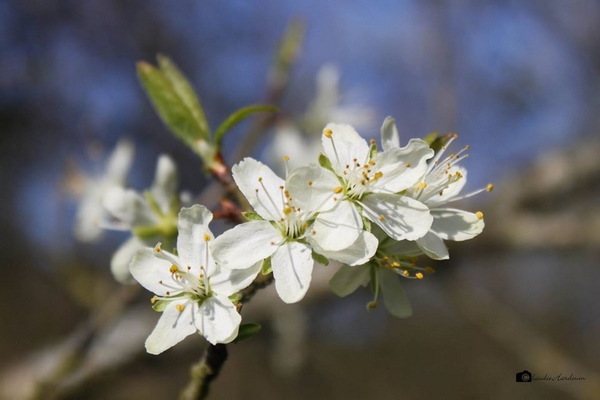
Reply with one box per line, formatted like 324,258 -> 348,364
231,19 -> 305,163
179,344 -> 228,400
481,136 -> 600,250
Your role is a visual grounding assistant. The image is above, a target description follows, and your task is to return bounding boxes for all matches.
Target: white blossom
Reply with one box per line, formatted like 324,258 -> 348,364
383,118 -> 489,260
129,205 -> 260,354
315,123 -> 434,251
73,139 -> 134,242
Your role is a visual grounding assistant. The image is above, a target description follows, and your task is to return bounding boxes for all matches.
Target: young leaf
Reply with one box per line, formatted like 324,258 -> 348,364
233,323 -> 261,343
137,61 -> 209,150
213,104 -> 278,147
157,55 -> 210,139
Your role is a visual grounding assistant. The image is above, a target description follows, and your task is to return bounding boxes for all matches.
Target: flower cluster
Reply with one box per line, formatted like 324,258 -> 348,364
120,117 -> 490,353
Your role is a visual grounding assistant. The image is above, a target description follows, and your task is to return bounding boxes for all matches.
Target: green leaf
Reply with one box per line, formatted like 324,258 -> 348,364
242,211 -> 264,221
157,55 -> 210,138
261,257 -> 272,275
422,131 -> 439,145
137,60 -> 209,151
213,104 -> 278,147
318,154 -> 334,173
311,251 -> 329,266
233,323 -> 261,343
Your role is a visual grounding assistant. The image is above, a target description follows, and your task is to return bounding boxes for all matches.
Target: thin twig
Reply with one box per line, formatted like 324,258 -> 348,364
179,344 -> 228,400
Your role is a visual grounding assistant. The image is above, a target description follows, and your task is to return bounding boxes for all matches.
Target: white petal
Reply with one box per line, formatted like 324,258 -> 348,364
310,230 -> 378,266
321,123 -> 369,174
379,268 -> 412,318
380,116 -> 400,151
103,186 -> 156,227
329,264 -> 370,297
431,208 -> 484,241
129,248 -> 182,296
150,155 -> 178,214
311,200 -> 362,252
196,295 -> 242,345
271,241 -> 313,304
111,236 -> 146,284
360,193 -> 432,241
416,231 -> 449,260
232,158 -> 285,221
105,139 -> 135,184
177,205 -> 214,276
286,165 -> 340,213
211,221 -> 281,270
210,261 -> 262,296
373,139 -> 434,193
73,184 -> 108,242
145,301 -> 197,354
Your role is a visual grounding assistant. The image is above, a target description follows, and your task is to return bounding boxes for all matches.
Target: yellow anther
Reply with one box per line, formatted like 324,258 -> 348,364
308,180 -> 313,186
487,183 -> 494,192
425,267 -> 435,274
465,144 -> 471,149
402,270 -> 410,277
476,211 -> 484,220
324,128 -> 333,138
367,301 -> 378,309
370,139 -> 376,145
283,155 -> 290,161
258,177 -> 263,182
154,243 -> 162,252
176,304 -> 185,312
373,171 -> 383,180
170,264 -> 179,273
390,261 -> 400,268
333,186 -> 343,194
379,215 -> 386,221
416,272 -> 424,280
452,133 -> 458,138
419,181 -> 427,189
150,295 -> 158,304
204,233 -> 211,242
283,207 -> 292,215
369,160 -> 376,166
406,162 -> 411,167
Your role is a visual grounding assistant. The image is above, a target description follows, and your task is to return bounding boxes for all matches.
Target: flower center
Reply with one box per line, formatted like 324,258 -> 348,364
341,158 -> 382,200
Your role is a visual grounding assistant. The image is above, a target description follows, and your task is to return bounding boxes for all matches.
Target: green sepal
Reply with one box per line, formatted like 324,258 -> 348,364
213,104 -> 278,148
311,251 -> 329,266
233,323 -> 261,344
369,142 -> 378,159
228,292 -> 242,304
422,131 -> 439,145
152,299 -> 170,312
242,211 -> 264,221
137,58 -> 210,151
430,133 -> 454,155
318,153 -> 335,173
260,257 -> 272,275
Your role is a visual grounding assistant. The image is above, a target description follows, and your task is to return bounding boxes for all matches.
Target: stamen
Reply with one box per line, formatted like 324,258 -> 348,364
150,295 -> 158,304
476,211 -> 484,220
324,128 -> 333,138
176,304 -> 185,312
487,183 -> 494,192
425,267 -> 435,274
416,272 -> 424,280
203,234 -> 211,242
170,265 -> 179,273
154,243 -> 162,252
333,186 -> 343,194
379,215 -> 386,221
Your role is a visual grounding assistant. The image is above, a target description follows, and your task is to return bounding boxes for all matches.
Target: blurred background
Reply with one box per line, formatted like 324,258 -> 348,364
1,0 -> 600,399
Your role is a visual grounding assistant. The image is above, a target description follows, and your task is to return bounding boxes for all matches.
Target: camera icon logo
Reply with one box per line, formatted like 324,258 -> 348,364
516,370 -> 532,383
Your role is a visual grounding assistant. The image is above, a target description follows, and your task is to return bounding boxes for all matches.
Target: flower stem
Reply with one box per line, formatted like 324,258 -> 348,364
179,344 -> 228,400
